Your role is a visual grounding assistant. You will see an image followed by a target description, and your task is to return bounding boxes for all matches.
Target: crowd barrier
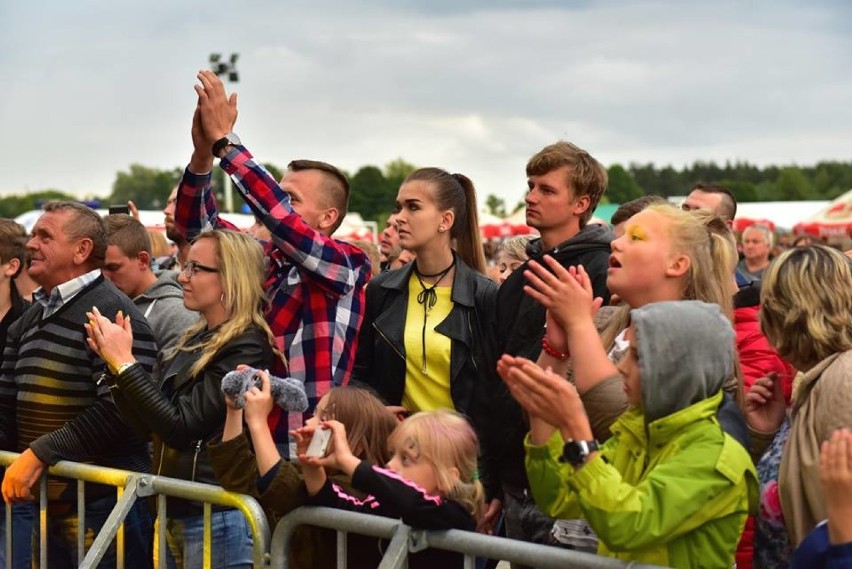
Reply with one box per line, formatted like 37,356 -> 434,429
271,506 -> 666,569
1,450 -> 666,569
0,450 -> 270,569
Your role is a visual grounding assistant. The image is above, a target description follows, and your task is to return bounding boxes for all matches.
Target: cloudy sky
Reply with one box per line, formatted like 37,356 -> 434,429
1,0 -> 850,208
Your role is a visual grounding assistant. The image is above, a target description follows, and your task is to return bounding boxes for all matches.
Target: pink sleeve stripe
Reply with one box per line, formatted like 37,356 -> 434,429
330,483 -> 381,509
371,466 -> 443,505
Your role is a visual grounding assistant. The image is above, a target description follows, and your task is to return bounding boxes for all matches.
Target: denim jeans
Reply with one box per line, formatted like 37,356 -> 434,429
0,501 -> 35,569
164,508 -> 253,569
0,495 -> 152,569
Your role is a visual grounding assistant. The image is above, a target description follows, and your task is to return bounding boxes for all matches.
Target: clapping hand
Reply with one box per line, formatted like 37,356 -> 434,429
524,257 -> 603,336
84,306 -> 134,374
744,372 -> 787,433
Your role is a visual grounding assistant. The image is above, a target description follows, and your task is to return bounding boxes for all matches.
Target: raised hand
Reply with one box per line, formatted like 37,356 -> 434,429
744,372 -> 787,433
497,354 -> 592,444
84,306 -> 135,374
820,428 -> 852,545
243,370 -> 275,427
194,70 -> 238,143
523,257 -> 603,334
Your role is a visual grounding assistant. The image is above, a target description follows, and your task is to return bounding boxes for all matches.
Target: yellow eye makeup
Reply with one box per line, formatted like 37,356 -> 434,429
626,224 -> 649,241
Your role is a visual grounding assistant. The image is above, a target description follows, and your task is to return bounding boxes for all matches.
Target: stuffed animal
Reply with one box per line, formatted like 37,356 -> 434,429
221,367 -> 308,412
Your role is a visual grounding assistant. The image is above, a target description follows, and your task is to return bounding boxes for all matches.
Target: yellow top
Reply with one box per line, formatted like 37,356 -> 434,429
402,275 -> 454,412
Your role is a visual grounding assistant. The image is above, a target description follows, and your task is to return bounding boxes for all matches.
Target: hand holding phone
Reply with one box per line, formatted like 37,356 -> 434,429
108,204 -> 130,215
305,427 -> 332,458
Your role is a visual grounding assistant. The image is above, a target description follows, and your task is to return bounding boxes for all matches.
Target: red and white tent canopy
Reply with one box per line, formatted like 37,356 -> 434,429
793,189 -> 852,239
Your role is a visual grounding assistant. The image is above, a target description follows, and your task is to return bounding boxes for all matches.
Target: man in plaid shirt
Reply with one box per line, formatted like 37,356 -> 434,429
175,70 -> 372,456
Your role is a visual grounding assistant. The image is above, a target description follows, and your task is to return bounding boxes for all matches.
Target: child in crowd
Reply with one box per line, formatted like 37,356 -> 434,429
499,300 -> 758,569
494,235 -> 532,285
296,409 -> 484,568
210,376 -> 398,569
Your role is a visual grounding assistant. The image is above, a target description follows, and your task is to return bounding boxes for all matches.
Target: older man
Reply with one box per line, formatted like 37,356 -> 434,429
0,201 -> 157,569
738,224 -> 773,282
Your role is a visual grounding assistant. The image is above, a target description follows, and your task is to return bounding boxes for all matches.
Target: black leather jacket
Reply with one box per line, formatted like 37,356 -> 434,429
351,255 -> 497,417
110,325 -> 274,514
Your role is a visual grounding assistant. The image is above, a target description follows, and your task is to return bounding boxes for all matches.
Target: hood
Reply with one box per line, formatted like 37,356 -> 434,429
137,270 -> 185,302
526,223 -> 613,260
632,301 -> 734,423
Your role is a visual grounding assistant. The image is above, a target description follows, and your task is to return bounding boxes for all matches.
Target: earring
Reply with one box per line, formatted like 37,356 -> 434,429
438,226 -> 445,233
220,293 -> 225,305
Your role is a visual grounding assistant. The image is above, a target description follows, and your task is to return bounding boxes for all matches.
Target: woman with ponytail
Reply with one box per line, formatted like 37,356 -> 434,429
351,167 -> 496,416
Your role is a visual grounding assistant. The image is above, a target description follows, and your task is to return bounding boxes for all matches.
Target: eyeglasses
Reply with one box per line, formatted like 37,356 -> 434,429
181,260 -> 220,278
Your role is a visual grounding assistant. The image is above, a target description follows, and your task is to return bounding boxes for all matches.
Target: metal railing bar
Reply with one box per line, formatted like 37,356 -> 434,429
376,524 -> 410,569
79,476 -> 141,569
77,479 -> 86,567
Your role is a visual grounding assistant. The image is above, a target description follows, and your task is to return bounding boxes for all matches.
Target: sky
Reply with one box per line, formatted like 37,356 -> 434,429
1,0 -> 851,209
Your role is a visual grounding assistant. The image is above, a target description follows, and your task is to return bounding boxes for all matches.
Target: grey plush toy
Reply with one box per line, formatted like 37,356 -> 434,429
221,367 -> 308,412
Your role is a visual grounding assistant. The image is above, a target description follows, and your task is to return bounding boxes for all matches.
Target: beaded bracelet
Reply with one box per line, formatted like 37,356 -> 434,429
541,336 -> 570,361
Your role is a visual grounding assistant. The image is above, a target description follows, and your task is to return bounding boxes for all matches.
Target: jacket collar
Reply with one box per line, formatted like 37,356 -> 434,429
612,390 -> 724,448
379,252 -> 477,308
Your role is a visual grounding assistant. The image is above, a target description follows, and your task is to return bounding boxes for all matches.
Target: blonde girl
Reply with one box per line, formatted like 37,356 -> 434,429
297,409 -> 483,568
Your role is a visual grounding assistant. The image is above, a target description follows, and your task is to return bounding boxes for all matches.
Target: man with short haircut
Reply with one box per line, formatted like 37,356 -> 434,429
738,224 -> 773,282
474,141 -> 613,562
682,182 -> 738,225
103,214 -> 198,371
158,186 -> 191,270
175,70 -> 371,455
378,214 -> 404,272
0,201 -> 157,568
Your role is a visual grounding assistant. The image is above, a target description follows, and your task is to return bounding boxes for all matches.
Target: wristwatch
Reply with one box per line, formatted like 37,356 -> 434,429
560,439 -> 600,467
211,132 -> 241,157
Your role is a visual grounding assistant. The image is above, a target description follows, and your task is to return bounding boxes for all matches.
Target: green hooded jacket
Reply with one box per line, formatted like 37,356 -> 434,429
526,301 -> 759,568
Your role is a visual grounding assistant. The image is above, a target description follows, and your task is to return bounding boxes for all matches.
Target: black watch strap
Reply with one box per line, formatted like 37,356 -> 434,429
559,439 -> 600,466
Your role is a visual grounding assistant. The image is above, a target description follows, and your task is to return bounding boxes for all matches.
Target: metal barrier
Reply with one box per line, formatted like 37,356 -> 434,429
0,450 -> 270,569
271,506 -> 666,569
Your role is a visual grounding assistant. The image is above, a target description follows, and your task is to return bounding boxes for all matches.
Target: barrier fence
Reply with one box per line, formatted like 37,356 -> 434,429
1,451 -> 666,569
271,506 -> 666,569
0,451 -> 269,569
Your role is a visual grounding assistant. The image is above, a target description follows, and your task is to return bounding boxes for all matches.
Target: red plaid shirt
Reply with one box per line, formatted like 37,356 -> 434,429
175,146 -> 371,455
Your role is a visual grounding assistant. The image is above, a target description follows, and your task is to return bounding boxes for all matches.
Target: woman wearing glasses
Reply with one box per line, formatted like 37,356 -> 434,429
86,229 -> 283,569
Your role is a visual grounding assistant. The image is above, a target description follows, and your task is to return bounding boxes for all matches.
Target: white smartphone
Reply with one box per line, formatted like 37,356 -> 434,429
305,427 -> 332,458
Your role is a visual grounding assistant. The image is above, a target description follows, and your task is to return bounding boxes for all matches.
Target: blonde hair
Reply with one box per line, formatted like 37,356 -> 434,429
388,410 -> 484,520
175,230 -> 285,377
760,245 -> 852,368
148,230 -> 171,258
602,205 -> 736,347
496,236 -> 531,264
320,386 -> 398,466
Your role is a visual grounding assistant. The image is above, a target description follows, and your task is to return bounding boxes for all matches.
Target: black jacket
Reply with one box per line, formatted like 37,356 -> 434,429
351,255 -> 497,417
109,324 -> 274,514
472,224 -> 613,500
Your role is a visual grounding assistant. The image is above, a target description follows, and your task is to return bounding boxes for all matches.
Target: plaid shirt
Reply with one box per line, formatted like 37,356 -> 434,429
175,146 -> 371,456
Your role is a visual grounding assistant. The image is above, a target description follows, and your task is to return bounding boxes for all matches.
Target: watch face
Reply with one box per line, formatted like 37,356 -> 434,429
563,440 -> 597,465
226,133 -> 241,146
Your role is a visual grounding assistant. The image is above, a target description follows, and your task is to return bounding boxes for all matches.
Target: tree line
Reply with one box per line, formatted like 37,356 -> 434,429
1,159 -> 850,222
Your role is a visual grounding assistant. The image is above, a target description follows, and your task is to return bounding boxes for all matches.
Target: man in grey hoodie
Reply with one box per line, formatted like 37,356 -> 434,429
103,215 -> 199,372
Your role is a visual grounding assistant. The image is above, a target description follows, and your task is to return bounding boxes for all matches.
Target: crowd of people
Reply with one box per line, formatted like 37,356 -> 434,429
0,68 -> 851,569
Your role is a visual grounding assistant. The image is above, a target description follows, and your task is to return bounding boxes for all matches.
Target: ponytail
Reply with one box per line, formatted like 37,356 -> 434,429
450,173 -> 487,274
403,168 -> 488,274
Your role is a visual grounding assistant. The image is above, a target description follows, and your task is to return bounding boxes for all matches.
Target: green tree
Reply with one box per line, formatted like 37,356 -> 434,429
109,164 -> 182,209
721,180 -> 759,203
0,190 -> 79,218
484,194 -> 506,216
774,167 -> 812,200
606,164 -> 644,203
384,158 -> 417,190
350,165 -> 392,221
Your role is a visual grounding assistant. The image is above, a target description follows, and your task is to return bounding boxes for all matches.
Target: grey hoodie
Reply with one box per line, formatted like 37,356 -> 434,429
632,301 -> 734,423
135,270 -> 199,369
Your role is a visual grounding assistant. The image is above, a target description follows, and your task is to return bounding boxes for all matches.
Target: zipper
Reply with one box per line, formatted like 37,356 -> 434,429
374,323 -> 405,362
191,440 -> 202,482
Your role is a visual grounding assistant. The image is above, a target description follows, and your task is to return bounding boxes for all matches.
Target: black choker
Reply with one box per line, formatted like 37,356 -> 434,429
413,257 -> 456,373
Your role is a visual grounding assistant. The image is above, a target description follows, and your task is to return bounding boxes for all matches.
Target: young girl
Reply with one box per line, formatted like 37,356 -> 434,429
296,409 -> 484,568
351,167 -> 496,416
209,379 -> 398,569
525,204 -> 741,441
